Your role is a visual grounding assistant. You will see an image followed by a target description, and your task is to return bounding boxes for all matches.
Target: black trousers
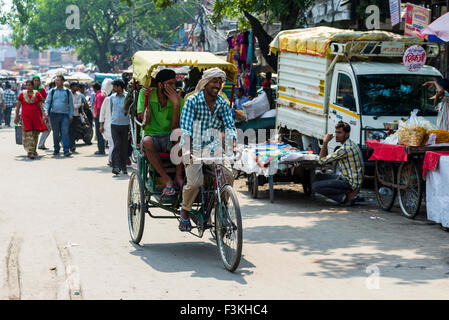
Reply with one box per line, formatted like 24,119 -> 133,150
111,124 -> 130,171
312,173 -> 352,203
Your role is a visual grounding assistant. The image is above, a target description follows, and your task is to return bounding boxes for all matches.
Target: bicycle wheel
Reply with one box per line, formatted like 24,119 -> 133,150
215,185 -> 243,272
128,172 -> 146,244
397,161 -> 423,219
374,161 -> 397,211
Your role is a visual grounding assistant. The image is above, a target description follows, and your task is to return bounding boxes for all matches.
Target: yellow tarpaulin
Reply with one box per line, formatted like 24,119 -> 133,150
270,26 -> 423,57
132,51 -> 238,86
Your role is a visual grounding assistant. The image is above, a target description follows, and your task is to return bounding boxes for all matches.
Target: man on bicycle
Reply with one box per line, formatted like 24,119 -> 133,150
178,67 -> 237,232
138,69 -> 185,198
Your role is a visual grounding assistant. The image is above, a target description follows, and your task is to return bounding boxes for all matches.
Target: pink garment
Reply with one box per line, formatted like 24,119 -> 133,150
421,12 -> 449,42
94,90 -> 106,118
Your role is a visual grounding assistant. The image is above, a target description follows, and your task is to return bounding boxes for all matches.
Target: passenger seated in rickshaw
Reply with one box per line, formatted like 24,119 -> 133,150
137,69 -> 185,198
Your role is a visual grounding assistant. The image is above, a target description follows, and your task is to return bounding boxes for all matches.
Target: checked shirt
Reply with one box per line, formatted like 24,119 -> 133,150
318,139 -> 364,190
180,90 -> 237,152
4,89 -> 17,108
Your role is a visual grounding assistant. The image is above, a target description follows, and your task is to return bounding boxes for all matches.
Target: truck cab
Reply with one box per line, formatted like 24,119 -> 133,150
327,62 -> 441,160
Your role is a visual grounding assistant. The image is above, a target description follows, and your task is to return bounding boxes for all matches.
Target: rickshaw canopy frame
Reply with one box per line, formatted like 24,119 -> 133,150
132,51 -> 238,87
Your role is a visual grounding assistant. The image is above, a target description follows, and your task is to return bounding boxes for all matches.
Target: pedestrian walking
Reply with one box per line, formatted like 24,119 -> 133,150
43,75 -> 74,157
93,81 -> 106,155
109,79 -> 129,175
0,84 -> 5,127
69,82 -> 83,152
38,81 -> 55,150
14,80 -> 47,159
99,79 -> 114,166
3,82 -> 17,127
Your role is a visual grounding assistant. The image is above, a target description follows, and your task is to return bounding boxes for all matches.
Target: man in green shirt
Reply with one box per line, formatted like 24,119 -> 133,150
138,69 -> 184,198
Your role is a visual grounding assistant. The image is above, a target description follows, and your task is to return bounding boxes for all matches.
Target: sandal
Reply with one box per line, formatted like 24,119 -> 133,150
160,186 -> 176,199
178,216 -> 192,232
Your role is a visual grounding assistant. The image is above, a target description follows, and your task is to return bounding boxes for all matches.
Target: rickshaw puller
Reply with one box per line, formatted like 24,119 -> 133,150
178,67 -> 237,232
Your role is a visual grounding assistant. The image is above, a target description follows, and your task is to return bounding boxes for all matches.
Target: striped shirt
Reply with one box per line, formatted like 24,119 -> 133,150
180,90 -> 237,151
318,139 -> 364,190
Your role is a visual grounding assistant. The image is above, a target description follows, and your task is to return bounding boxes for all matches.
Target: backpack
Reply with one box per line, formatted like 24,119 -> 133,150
48,88 -> 70,113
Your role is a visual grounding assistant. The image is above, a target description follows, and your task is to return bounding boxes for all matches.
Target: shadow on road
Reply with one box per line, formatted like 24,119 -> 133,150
237,185 -> 449,285
129,241 -> 254,284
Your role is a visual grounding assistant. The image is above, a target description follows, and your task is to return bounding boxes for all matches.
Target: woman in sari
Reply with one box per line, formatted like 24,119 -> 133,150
32,75 -> 47,99
14,80 -> 47,159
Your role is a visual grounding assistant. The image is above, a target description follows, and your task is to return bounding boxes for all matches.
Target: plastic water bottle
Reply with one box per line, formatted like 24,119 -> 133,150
378,187 -> 393,196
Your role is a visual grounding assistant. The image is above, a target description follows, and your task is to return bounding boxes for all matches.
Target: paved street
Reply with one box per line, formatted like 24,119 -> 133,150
1,125 -> 449,300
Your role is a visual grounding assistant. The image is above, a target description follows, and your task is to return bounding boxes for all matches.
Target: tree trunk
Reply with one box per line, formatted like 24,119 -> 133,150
280,2 -> 301,30
96,46 -> 112,73
243,11 -> 278,72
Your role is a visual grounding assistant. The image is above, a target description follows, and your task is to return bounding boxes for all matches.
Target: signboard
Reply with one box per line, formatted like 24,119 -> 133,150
404,3 -> 431,37
381,41 -> 405,55
403,45 -> 427,72
389,0 -> 401,26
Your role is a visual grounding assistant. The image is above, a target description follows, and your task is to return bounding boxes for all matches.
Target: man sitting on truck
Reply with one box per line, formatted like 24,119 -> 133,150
313,121 -> 364,206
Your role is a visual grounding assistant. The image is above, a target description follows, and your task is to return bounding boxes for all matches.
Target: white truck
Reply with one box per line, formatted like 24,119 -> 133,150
271,27 -> 442,173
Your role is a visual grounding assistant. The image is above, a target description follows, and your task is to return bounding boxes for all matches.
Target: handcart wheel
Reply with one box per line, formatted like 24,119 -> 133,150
268,175 -> 274,203
248,173 -> 258,199
128,172 -> 146,244
374,160 -> 397,211
397,160 -> 423,219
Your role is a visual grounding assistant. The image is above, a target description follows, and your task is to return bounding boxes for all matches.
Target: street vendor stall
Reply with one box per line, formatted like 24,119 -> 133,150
234,142 -> 322,202
425,152 -> 449,229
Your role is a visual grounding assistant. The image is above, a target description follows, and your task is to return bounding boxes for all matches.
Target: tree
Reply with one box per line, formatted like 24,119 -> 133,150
148,0 -> 314,72
210,0 -> 314,71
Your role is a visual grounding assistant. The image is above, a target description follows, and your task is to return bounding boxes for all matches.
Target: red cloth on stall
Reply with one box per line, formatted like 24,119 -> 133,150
366,140 -> 408,162
423,151 -> 449,177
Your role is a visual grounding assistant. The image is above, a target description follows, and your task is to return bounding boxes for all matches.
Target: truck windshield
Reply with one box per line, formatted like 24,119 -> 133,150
358,74 -> 439,116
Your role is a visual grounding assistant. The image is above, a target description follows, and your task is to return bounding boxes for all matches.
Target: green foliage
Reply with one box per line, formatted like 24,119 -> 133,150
3,0 -> 196,71
211,0 -> 314,29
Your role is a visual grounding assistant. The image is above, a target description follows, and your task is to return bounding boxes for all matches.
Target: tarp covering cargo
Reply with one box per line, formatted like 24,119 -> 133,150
270,26 -> 424,58
132,51 -> 238,86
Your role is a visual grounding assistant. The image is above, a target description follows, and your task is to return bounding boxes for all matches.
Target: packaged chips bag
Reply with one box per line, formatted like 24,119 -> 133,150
397,109 -> 429,146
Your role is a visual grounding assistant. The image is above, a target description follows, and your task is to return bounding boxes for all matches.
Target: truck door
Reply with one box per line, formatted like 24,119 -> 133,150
327,71 -> 361,151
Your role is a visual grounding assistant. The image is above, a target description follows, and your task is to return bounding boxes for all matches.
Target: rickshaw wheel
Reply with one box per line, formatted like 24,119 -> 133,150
128,172 -> 146,244
374,161 -> 397,211
397,161 -> 423,219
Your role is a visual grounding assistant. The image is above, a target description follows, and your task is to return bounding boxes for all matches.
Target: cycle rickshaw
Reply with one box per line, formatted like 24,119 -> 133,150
127,51 -> 243,272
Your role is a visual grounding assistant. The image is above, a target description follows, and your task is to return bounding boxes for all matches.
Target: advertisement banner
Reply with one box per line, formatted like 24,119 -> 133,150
389,0 -> 401,26
404,3 -> 431,37
403,45 -> 427,72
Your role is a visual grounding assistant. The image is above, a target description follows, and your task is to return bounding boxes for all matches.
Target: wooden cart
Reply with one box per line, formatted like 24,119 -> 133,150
369,141 -> 449,219
246,159 -> 323,203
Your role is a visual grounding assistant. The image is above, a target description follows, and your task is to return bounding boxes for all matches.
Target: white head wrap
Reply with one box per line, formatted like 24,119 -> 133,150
101,78 -> 113,96
194,67 -> 226,94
